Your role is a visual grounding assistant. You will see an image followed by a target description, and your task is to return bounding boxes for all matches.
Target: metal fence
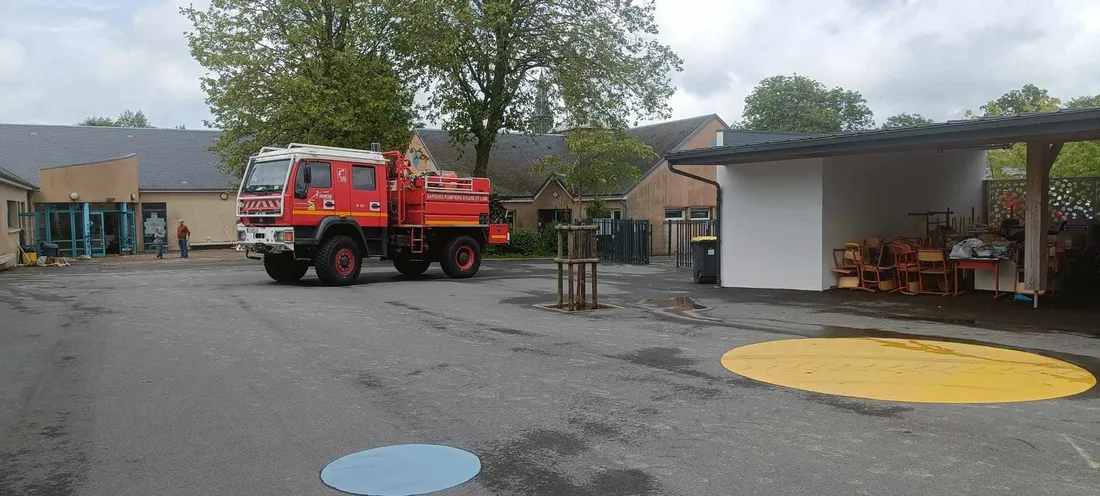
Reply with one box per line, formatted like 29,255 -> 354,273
666,219 -> 717,267
590,218 -> 652,265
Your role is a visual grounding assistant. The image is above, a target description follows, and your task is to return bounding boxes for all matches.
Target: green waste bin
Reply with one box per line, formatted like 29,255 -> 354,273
690,236 -> 718,284
39,242 -> 60,258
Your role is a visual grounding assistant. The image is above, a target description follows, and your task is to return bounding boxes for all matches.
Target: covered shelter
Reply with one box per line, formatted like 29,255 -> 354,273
666,109 -> 1100,307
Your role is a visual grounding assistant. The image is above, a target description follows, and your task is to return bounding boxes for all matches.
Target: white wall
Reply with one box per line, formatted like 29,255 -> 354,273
820,149 -> 987,288
718,158 -> 825,290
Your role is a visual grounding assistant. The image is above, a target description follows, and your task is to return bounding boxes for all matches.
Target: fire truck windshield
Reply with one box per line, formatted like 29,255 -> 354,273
242,159 -> 292,193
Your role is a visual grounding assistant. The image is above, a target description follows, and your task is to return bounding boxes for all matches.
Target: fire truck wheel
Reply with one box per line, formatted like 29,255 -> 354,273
263,254 -> 309,283
441,235 -> 481,279
315,235 -> 362,286
393,257 -> 432,276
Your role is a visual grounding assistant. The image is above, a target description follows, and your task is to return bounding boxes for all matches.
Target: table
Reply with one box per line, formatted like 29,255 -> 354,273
951,257 -> 1006,299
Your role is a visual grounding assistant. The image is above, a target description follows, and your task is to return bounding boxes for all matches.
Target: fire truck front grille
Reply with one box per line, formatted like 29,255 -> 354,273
247,217 -> 276,225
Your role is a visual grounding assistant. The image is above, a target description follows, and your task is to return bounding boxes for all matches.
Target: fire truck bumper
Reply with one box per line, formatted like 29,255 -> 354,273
237,225 -> 294,254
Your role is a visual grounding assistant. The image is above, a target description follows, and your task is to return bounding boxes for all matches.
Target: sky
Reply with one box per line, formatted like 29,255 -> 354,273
1,0 -> 1099,130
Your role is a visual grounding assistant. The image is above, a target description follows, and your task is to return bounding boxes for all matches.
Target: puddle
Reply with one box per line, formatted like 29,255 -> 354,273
646,297 -> 707,311
641,297 -> 721,322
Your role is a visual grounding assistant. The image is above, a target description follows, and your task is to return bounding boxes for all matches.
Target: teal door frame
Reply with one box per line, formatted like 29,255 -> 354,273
88,211 -> 106,257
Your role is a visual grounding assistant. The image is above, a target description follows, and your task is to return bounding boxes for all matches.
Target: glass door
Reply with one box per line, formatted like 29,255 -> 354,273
88,212 -> 106,257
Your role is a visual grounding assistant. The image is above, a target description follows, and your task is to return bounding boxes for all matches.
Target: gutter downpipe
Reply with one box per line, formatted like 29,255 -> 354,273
666,160 -> 721,288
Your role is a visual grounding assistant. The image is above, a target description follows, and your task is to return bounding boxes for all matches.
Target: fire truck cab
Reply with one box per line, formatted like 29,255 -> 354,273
236,143 -> 508,286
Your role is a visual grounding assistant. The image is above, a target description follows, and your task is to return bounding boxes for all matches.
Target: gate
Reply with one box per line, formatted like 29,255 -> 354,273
667,219 -> 716,267
591,219 -> 651,265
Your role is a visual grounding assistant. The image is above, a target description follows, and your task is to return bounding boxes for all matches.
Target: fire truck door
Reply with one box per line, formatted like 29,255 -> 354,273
349,163 -> 386,227
292,160 -> 337,218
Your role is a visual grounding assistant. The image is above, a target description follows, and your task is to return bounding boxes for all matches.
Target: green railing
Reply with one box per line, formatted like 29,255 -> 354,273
590,219 -> 651,265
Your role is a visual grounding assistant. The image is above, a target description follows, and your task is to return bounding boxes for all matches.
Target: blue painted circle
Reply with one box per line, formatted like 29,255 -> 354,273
320,444 -> 481,496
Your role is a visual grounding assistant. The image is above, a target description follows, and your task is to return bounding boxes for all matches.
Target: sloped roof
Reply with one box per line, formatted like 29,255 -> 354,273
413,129 -> 571,197
0,165 -> 35,189
667,108 -> 1100,166
414,114 -> 721,197
0,124 -> 234,190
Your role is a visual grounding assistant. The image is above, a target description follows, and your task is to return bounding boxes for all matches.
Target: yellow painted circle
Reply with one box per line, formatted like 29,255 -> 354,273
721,338 -> 1096,404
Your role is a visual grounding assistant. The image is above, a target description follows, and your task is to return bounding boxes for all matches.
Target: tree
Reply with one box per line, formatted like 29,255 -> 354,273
182,0 -> 417,180
881,113 -> 933,129
530,128 -> 655,212
741,74 -> 874,133
77,109 -> 154,128
399,0 -> 681,177
969,85 -> 1100,178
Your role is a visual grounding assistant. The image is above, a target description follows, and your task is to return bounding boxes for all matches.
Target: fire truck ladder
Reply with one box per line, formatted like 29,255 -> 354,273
410,226 -> 425,258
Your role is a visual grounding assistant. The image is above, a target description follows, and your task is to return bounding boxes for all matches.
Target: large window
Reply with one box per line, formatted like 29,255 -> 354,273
6,201 -> 18,228
141,203 -> 168,253
689,207 -> 711,220
664,208 -> 685,220
352,165 -> 376,191
504,209 -> 516,226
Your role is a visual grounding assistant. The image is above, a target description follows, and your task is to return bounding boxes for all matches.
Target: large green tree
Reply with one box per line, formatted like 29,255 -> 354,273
77,109 -> 153,128
398,0 -> 681,178
182,0 -> 417,180
880,113 -> 933,129
741,74 -> 874,133
530,127 -> 655,200
971,85 -> 1100,178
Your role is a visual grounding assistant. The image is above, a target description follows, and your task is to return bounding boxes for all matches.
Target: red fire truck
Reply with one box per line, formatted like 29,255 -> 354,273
235,143 -> 509,286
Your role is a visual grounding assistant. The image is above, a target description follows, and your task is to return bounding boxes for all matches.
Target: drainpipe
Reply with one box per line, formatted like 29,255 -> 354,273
667,160 -> 721,288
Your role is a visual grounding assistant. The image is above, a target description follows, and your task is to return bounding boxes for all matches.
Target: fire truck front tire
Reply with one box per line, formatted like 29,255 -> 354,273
263,254 -> 309,283
441,235 -> 481,279
315,235 -> 362,286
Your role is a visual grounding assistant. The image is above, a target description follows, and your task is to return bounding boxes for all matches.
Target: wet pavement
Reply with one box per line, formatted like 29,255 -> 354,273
1,258 -> 1098,495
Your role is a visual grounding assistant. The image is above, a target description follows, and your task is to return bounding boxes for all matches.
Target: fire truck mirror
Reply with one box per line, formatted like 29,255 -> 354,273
303,163 -> 312,184
294,183 -> 307,199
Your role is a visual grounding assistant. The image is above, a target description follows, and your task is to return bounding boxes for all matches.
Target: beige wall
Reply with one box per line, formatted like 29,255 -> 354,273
625,117 -> 724,255
503,181 -> 626,230
406,134 -> 440,174
0,181 -> 34,264
36,155 -> 139,204
138,191 -> 237,250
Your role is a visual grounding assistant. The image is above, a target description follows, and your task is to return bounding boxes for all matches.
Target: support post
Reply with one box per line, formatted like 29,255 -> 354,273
553,224 -> 601,311
82,202 -> 91,257
1023,141 -> 1062,307
120,203 -> 130,255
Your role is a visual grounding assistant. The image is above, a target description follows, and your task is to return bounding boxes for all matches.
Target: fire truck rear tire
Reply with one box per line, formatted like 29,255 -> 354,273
440,235 -> 481,279
263,254 -> 309,283
315,235 -> 362,286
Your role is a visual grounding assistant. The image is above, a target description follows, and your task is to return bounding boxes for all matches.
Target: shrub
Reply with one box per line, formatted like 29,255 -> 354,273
507,227 -> 539,255
538,222 -> 561,255
585,200 -> 612,220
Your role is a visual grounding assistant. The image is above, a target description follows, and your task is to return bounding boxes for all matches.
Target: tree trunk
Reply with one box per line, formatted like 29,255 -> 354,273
473,135 -> 495,178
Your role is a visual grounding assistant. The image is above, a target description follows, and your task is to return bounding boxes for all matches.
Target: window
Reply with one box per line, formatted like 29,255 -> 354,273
664,208 -> 685,220
7,201 -> 21,229
352,165 -> 376,191
689,207 -> 711,220
611,209 -> 622,220
297,161 -> 332,188
504,210 -> 516,226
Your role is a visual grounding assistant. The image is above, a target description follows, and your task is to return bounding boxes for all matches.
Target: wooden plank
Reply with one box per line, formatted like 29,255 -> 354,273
1023,141 -> 1051,294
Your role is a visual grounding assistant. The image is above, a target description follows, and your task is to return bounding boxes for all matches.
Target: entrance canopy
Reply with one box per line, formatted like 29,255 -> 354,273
666,109 -> 1100,305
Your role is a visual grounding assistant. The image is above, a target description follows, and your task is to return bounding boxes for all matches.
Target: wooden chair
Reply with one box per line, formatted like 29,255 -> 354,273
832,243 -> 872,291
860,238 -> 896,291
916,249 -> 952,296
891,241 -> 920,294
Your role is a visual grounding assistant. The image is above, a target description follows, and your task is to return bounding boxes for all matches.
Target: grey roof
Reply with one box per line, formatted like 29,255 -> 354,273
667,108 -> 1100,166
0,164 -> 35,189
718,128 -> 815,146
414,129 -> 571,197
414,114 -> 721,197
0,124 -> 233,190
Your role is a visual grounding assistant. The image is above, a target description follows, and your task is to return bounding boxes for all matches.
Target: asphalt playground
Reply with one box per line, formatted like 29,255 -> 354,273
1,254 -> 1098,495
